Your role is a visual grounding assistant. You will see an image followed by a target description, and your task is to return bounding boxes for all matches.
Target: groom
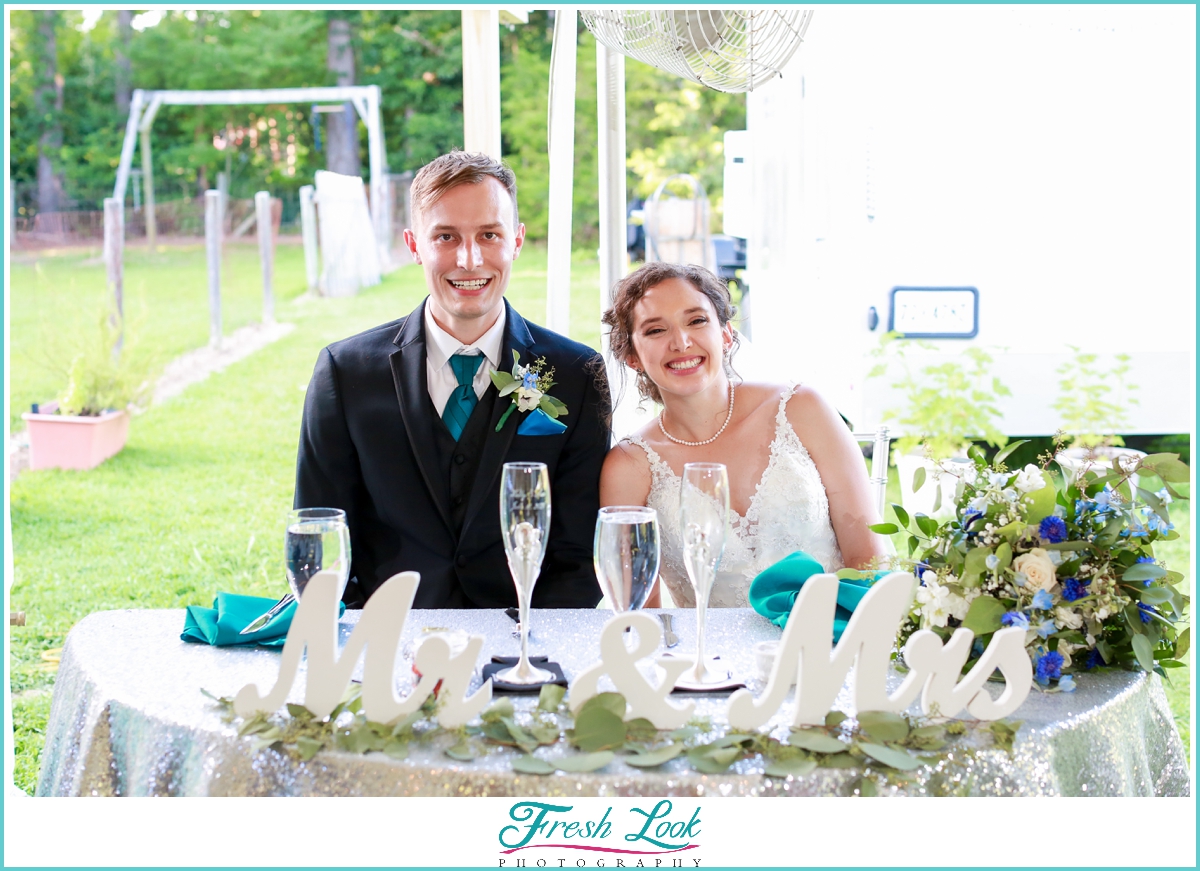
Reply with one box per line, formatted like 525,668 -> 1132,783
293,151 -> 609,609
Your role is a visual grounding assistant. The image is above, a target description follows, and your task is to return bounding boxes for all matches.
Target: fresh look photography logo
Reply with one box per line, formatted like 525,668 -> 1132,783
498,800 -> 703,867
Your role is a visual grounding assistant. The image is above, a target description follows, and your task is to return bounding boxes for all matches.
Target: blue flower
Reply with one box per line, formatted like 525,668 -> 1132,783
1142,510 -> 1173,535
1137,602 -> 1156,624
986,554 -> 1000,570
1136,555 -> 1157,563
1035,650 -> 1064,684
1061,578 -> 1090,602
521,370 -> 539,389
1057,675 -> 1076,693
1035,619 -> 1057,639
972,639 -> 985,657
1156,487 -> 1173,505
1031,589 -> 1054,610
1001,611 -> 1030,630
1039,516 -> 1067,543
961,510 -> 983,532
1085,648 -> 1105,670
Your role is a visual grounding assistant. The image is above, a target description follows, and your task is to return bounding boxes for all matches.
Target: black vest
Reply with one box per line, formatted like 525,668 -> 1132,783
430,386 -> 498,534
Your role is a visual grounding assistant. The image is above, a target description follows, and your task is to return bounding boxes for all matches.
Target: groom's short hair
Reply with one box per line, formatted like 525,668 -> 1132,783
410,151 -> 520,228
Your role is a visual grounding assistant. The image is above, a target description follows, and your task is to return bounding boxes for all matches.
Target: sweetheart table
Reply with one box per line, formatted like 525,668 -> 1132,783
36,607 -> 1189,797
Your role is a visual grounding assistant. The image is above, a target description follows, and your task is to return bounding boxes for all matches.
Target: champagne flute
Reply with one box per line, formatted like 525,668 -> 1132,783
496,462 -> 555,685
285,507 -> 351,600
678,463 -> 729,685
594,506 -> 660,614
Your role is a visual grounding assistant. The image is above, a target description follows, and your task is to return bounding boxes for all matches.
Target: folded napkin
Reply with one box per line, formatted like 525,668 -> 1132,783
181,592 -> 344,648
748,551 -> 882,644
516,407 -> 567,436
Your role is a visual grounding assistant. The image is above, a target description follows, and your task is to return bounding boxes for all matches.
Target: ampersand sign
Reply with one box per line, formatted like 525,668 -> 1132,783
569,612 -> 695,729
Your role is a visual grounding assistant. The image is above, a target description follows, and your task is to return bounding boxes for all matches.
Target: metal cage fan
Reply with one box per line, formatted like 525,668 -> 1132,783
580,9 -> 813,94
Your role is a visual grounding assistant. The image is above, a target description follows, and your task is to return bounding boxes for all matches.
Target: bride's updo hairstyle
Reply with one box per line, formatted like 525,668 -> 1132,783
602,262 -> 739,404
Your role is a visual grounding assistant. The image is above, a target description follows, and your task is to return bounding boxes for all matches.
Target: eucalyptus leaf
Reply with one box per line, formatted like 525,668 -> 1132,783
912,466 -> 927,493
554,751 -> 615,773
624,718 -> 658,743
825,710 -> 848,728
572,706 -> 627,752
995,541 -> 1013,571
963,595 -> 1006,635
962,546 -> 992,583
578,692 -> 627,720
382,739 -> 409,760
892,504 -> 910,530
764,757 -> 817,778
625,743 -> 684,768
820,752 -> 860,769
869,522 -> 899,535
537,683 -> 566,712
482,698 -> 515,723
856,711 -> 910,743
1175,627 -> 1191,660
294,736 -> 324,761
286,703 -> 313,720
992,439 -> 1029,467
445,741 -> 476,762
686,744 -> 742,773
482,720 -> 518,746
512,755 -> 555,775
1139,586 -> 1173,605
915,513 -> 938,537
1131,633 -> 1156,673
498,381 -> 519,397
787,729 -> 848,754
1123,563 -> 1167,582
858,776 -> 878,797
857,742 -> 921,770
931,484 -> 942,515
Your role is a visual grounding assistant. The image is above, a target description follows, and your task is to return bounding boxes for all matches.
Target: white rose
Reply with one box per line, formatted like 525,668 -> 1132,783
1012,548 -> 1057,592
1054,606 -> 1083,630
516,386 -> 543,412
1014,464 -> 1047,494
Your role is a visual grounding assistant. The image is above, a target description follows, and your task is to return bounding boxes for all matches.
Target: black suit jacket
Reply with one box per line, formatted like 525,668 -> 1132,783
294,299 -> 610,609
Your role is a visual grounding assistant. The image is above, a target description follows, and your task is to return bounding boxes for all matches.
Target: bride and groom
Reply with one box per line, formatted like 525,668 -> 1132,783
293,151 -> 886,611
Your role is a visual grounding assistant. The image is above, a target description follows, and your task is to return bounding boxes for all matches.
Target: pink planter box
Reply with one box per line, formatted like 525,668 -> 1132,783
21,408 -> 130,471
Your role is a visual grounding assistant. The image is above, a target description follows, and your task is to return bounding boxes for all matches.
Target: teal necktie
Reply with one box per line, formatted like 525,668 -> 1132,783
442,353 -> 484,441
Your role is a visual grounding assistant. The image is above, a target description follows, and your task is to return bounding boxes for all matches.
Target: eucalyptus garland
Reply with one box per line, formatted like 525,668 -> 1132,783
203,683 -> 1021,796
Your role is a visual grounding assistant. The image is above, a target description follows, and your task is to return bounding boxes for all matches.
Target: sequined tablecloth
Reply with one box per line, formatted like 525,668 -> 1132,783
36,608 -> 1188,796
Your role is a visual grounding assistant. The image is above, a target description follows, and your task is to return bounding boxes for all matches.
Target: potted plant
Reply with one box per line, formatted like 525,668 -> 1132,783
1052,346 -> 1143,484
868,332 -> 1011,519
22,310 -> 155,471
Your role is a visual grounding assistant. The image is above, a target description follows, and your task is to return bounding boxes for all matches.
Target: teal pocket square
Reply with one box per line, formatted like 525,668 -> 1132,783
748,551 -> 883,643
517,407 -> 567,436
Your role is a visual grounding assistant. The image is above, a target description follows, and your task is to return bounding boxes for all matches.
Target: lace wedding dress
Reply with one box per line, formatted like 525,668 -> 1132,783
622,386 -> 844,608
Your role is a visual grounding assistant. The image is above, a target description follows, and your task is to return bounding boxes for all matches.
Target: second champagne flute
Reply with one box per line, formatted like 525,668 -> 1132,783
495,462 -> 555,685
678,462 -> 729,686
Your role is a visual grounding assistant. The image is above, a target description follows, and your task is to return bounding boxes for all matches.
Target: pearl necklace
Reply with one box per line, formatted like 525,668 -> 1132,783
658,384 -> 736,447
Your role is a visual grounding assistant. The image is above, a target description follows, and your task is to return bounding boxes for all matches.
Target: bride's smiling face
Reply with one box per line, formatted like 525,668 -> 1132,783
629,277 -> 734,398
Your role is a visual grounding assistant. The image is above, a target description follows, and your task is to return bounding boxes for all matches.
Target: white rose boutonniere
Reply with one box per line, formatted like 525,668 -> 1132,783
490,351 -> 569,431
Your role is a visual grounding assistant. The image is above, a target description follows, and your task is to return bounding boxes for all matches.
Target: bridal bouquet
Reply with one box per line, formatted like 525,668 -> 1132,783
873,440 -> 1191,689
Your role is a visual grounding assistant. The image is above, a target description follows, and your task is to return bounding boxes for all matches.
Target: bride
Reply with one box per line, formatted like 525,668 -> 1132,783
600,262 -> 888,608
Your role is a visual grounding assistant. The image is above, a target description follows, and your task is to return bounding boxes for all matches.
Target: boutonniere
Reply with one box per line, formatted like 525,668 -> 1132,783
490,351 -> 569,432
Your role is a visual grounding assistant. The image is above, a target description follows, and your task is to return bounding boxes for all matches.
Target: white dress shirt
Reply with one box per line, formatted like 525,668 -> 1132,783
424,304 -> 507,417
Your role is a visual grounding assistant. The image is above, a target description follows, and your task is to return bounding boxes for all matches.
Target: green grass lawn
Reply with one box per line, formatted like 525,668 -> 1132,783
7,240 -> 1191,793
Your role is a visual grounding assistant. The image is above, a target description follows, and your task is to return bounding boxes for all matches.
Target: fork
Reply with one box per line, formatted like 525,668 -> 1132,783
658,613 -> 680,648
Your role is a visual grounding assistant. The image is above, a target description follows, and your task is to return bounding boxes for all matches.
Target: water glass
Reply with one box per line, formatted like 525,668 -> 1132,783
285,507 -> 351,601
594,506 -> 660,613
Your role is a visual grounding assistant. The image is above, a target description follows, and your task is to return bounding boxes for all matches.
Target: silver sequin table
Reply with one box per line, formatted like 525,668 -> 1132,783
37,608 -> 1189,796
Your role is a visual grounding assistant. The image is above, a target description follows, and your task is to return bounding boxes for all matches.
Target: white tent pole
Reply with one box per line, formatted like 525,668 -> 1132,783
366,85 -> 391,270
461,10 -> 502,158
596,40 -> 627,331
545,8 -> 578,335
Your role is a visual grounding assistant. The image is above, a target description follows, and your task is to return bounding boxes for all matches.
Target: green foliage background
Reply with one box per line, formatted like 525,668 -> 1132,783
10,10 -> 744,246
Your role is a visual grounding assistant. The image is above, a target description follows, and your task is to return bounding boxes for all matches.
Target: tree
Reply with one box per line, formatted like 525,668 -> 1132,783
324,14 -> 360,177
33,11 -> 65,214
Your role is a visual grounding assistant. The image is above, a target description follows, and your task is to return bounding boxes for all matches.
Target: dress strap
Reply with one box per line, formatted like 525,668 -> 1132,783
775,384 -> 801,428
620,435 -> 675,482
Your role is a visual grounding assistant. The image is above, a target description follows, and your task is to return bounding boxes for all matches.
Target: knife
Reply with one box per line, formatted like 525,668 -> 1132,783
239,593 -> 296,636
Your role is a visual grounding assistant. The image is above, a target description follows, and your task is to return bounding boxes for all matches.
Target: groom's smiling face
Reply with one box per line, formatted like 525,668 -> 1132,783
405,177 -> 526,344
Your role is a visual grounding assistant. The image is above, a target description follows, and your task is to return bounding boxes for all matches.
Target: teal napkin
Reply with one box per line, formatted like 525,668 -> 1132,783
517,407 -> 567,436
748,551 -> 882,643
181,592 -> 344,648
